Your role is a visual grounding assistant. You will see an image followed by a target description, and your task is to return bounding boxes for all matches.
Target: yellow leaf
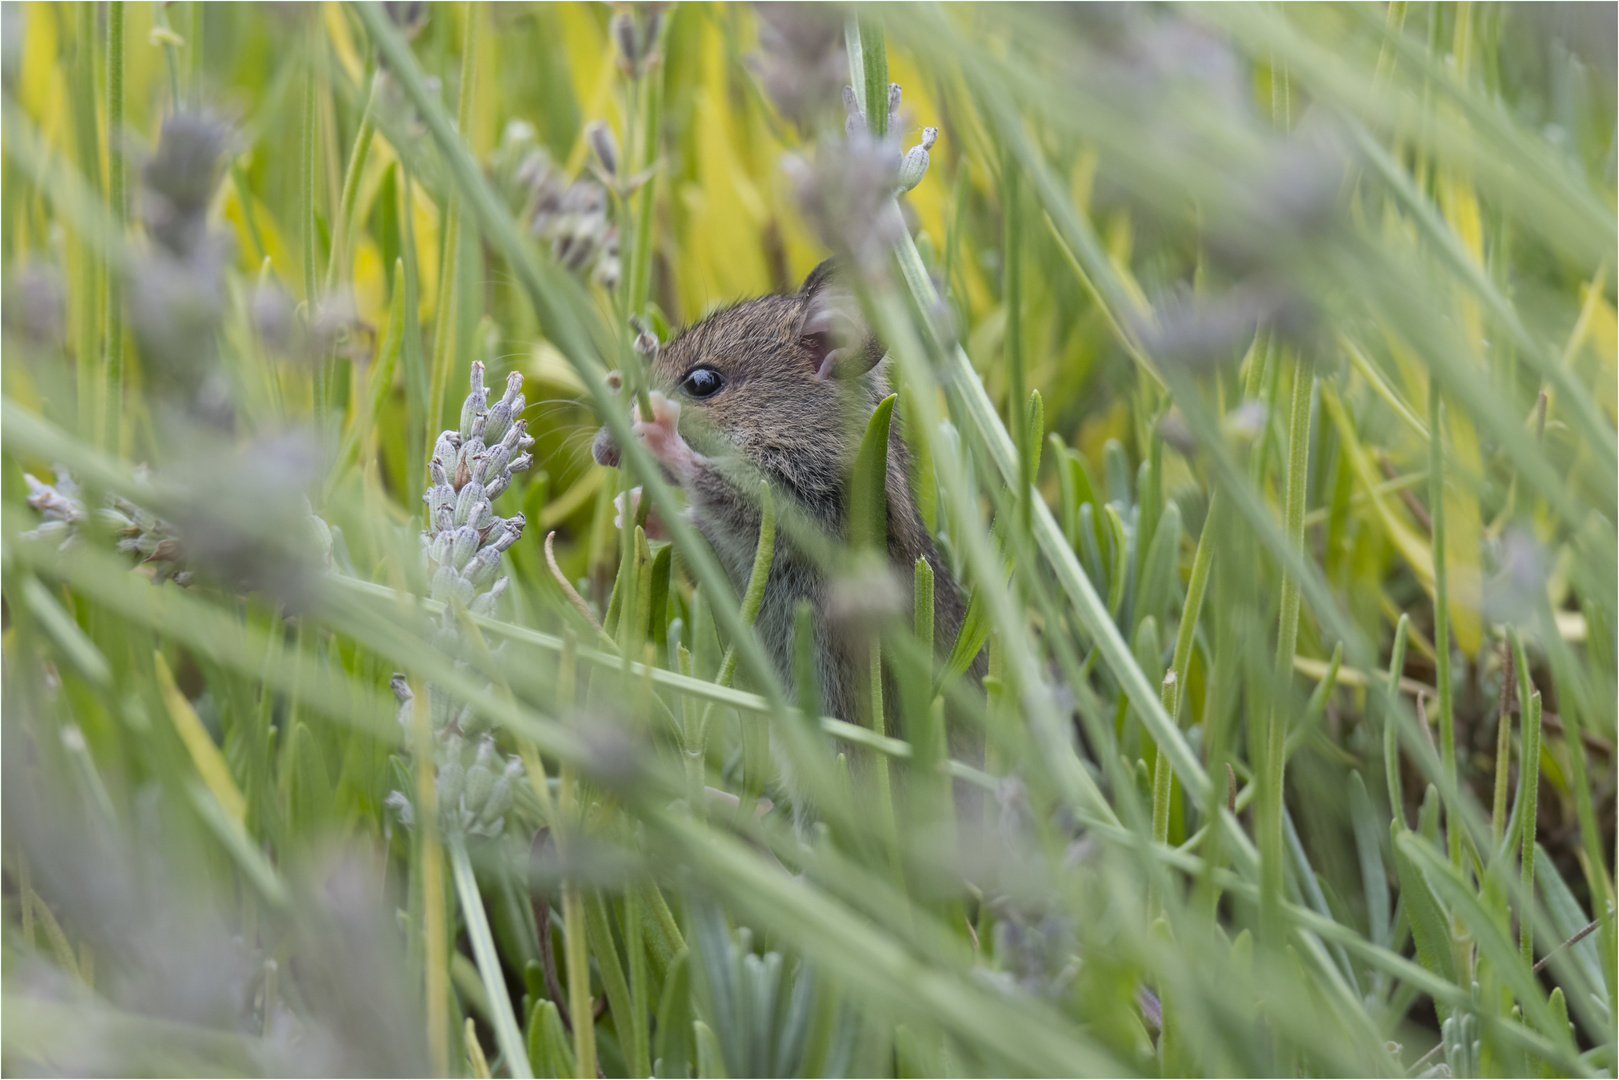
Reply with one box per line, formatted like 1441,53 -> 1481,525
324,1 -> 364,87
153,651 -> 247,825
411,180 -> 441,321
1434,168 -> 1488,659
1440,406 -> 1486,658
222,182 -> 297,287
1321,384 -> 1434,587
19,2 -> 64,134
560,4 -> 614,175
525,341 -> 588,397
351,236 -> 387,333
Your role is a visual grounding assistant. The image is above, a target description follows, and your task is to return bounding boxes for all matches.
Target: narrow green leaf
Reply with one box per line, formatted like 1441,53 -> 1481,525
1390,821 -> 1457,1014
849,394 -> 898,553
939,586 -> 990,691
527,998 -> 574,1080
1399,831 -> 1564,1043
654,949 -> 692,1079
1348,772 -> 1390,949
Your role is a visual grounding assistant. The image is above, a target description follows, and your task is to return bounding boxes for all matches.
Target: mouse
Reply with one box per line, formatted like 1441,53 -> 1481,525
591,260 -> 981,734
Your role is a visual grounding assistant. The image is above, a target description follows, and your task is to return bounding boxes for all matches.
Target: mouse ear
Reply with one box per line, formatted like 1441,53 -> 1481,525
796,260 -> 884,380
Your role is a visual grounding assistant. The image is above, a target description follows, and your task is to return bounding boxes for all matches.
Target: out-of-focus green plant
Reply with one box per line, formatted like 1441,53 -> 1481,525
3,3 -> 1614,1077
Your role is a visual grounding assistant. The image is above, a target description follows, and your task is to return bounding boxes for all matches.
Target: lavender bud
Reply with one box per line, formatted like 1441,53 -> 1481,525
449,525 -> 480,570
464,765 -> 494,816
509,452 -> 534,474
426,482 -> 456,516
480,758 -> 522,825
494,513 -> 525,551
453,481 -> 486,527
888,82 -> 902,114
611,12 -> 639,70
480,576 -> 511,612
436,759 -> 465,810
897,128 -> 937,193
482,402 -> 512,445
586,121 -> 619,178
459,369 -> 487,439
502,418 -> 534,456
95,507 -> 135,532
430,565 -> 460,603
482,443 -> 512,481
465,548 -> 503,589
484,474 -> 511,501
500,371 -> 524,407
841,90 -> 867,136
384,790 -> 415,827
428,532 -> 451,567
467,500 -> 493,532
433,503 -> 455,533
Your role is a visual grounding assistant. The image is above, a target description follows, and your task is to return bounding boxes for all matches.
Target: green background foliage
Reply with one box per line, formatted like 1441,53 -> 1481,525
2,2 -> 1615,1076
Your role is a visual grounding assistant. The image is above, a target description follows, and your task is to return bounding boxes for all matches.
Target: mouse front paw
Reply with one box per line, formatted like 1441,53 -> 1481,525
612,486 -> 669,539
633,390 -> 702,482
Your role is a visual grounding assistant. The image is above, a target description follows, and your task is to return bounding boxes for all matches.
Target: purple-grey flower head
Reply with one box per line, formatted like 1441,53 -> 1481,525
750,3 -> 847,128
1483,527 -> 1550,626
586,119 -> 620,179
129,111 -> 239,425
787,135 -> 906,278
1206,118 -> 1349,280
1140,278 -> 1320,372
512,133 -> 617,288
3,263 -> 66,348
141,110 -> 235,262
250,279 -> 297,353
611,6 -> 665,76
157,429 -> 331,605
382,0 -> 429,40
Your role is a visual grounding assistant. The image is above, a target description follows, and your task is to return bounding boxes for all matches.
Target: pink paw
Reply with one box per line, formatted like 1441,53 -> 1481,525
612,486 -> 668,539
633,391 -> 702,482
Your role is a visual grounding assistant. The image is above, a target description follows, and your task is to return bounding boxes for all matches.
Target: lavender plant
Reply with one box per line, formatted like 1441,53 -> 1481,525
390,360 -> 534,839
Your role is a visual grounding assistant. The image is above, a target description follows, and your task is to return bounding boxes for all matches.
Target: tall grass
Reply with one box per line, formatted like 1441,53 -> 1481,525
3,3 -> 1615,1077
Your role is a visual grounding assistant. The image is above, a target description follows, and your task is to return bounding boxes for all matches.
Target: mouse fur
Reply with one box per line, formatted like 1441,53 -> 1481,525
593,261 -> 979,732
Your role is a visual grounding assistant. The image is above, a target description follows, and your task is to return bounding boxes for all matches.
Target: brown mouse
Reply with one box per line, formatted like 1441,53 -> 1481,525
592,261 -> 976,731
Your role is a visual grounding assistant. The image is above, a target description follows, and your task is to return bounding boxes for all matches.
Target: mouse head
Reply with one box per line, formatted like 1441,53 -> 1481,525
596,261 -> 886,506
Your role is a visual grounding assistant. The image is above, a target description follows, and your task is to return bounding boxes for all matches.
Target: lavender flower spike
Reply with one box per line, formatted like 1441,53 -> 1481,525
392,360 -> 533,840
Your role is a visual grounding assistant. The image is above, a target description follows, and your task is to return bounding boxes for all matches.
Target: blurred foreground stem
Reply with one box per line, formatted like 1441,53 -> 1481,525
554,634 -> 597,1079
409,677 -> 451,1077
1261,353 -> 1312,951
449,837 -> 533,1079
102,0 -> 125,453
427,1 -> 479,438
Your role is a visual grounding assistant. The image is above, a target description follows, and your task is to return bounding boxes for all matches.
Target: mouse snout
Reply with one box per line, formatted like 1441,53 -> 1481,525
592,425 -> 621,468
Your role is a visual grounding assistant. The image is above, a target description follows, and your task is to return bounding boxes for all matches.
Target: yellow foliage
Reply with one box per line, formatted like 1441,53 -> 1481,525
153,651 -> 247,825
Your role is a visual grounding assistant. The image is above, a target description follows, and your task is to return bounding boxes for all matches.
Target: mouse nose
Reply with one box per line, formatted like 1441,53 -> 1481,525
592,426 -> 621,468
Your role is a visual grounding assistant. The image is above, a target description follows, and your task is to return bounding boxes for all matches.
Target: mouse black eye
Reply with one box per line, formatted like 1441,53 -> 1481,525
678,366 -> 725,399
